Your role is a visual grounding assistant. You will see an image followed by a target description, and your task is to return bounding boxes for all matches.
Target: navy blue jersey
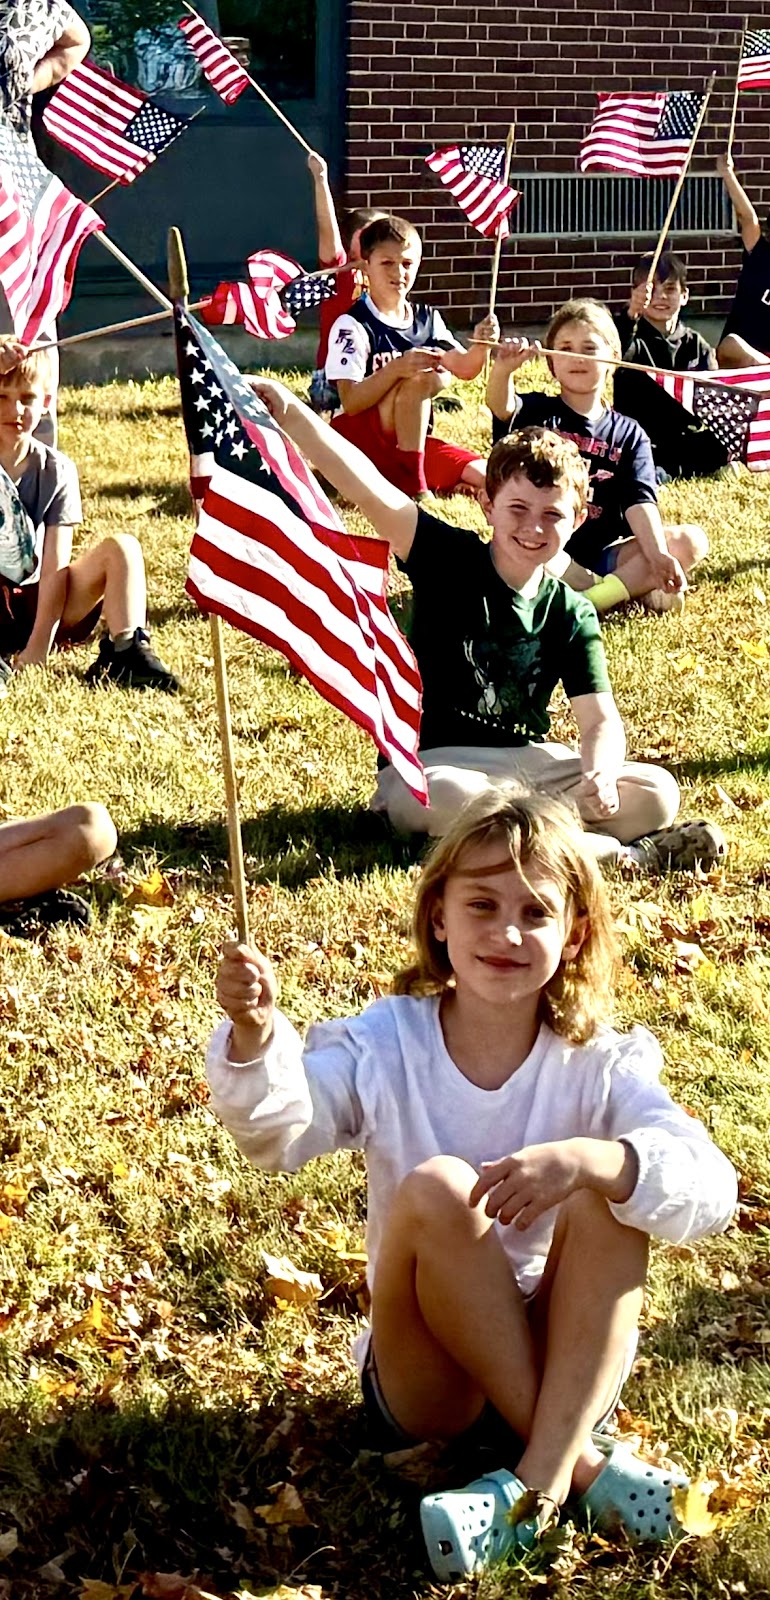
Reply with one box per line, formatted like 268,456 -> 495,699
325,294 -> 461,409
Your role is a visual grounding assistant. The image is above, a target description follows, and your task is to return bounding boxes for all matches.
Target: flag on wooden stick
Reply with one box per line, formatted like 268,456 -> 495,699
178,13 -> 250,104
200,249 -> 301,340
646,367 -> 770,472
737,29 -> 770,89
42,60 -> 190,182
0,118 -> 104,341
425,146 -> 520,237
580,91 -> 706,177
174,308 -> 427,803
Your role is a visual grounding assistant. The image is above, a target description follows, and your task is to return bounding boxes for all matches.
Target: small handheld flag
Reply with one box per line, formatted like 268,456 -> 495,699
580,91 -> 706,177
425,145 -> 520,238
200,249 -> 302,340
42,61 -> 190,183
279,269 -> 338,319
737,29 -> 770,90
646,368 -> 770,473
178,13 -> 250,104
0,118 -> 104,341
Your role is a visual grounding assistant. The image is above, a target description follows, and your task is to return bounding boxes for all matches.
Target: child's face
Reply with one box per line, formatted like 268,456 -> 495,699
548,320 -> 612,398
0,372 -> 50,450
364,237 -> 421,303
645,275 -> 689,328
432,837 -> 585,1009
482,470 -> 585,584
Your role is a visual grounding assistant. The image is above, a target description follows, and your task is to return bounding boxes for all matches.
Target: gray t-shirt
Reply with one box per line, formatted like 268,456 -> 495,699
13,440 -> 81,585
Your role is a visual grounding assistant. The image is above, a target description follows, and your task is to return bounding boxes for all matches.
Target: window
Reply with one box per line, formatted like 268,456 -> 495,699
83,0 -> 315,101
507,174 -> 732,239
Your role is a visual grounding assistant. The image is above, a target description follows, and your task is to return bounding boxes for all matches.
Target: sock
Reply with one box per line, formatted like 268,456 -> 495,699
110,628 -> 136,652
583,574 -> 631,614
399,449 -> 428,496
618,843 -> 644,865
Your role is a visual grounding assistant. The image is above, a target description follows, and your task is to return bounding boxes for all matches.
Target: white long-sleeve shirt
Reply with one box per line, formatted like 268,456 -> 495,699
206,995 -> 737,1308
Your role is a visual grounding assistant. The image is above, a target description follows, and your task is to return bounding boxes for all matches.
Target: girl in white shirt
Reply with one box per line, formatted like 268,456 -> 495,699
207,787 -> 737,1581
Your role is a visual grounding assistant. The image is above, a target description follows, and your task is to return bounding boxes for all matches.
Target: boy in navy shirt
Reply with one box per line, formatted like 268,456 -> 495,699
325,214 -> 498,498
486,298 -> 708,614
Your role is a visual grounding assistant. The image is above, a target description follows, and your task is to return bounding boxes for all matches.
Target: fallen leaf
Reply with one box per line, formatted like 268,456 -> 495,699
671,652 -> 698,672
80,1583 -> 138,1600
261,1252 -> 322,1308
139,1576 -> 220,1600
673,1476 -> 745,1535
254,1482 -> 313,1527
124,870 -> 175,907
738,638 -> 768,661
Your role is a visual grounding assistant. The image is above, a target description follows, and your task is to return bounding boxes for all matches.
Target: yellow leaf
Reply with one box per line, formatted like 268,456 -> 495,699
56,1296 -> 113,1345
694,959 -> 718,983
111,1161 -> 129,1179
690,892 -> 711,922
254,1482 -> 312,1527
738,638 -> 768,661
672,1477 -> 744,1535
124,869 -> 175,907
261,1251 -> 322,1307
672,652 -> 697,672
0,1214 -> 13,1234
37,1374 -> 79,1398
79,1583 -> 138,1600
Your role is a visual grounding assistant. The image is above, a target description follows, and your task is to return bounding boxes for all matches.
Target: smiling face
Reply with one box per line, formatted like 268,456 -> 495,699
364,235 -> 422,310
0,372 -> 50,458
548,317 -> 613,405
431,835 -> 586,1013
644,274 -> 689,330
482,470 -> 585,588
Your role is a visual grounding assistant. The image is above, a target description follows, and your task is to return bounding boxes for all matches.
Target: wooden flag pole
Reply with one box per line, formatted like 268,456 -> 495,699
182,1 -> 313,155
95,231 -> 174,308
727,18 -> 749,162
643,73 -> 716,296
31,298 -> 208,353
167,224 -> 251,946
488,122 -> 516,319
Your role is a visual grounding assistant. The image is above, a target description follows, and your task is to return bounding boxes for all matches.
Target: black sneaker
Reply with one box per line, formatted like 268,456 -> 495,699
85,629 -> 180,692
0,888 -> 92,938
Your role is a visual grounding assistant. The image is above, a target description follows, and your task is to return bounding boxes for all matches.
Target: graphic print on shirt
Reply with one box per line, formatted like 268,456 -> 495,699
462,608 -> 542,740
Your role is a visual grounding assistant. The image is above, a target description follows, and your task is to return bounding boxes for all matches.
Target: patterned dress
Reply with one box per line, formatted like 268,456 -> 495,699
0,0 -> 76,135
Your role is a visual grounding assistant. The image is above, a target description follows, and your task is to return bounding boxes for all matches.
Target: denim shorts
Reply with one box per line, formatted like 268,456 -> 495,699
592,538 -> 631,577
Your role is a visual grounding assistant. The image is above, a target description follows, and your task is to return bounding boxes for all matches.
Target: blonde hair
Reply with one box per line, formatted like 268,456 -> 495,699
486,425 -> 590,517
392,787 -> 618,1044
0,335 -> 52,391
545,298 -> 622,364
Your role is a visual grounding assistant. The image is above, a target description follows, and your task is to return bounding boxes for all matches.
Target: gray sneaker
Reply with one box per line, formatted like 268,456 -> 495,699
634,819 -> 728,872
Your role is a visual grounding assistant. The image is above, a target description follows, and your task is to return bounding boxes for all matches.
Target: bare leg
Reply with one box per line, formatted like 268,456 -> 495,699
386,373 -> 445,453
372,1158 -> 647,1506
0,804 -> 117,901
62,536 -> 147,637
459,458 -> 487,492
716,332 -> 769,369
613,521 -> 708,598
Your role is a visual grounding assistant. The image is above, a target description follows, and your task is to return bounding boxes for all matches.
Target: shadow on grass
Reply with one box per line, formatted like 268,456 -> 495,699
118,803 -> 425,887
665,747 -> 770,783
703,555 -> 770,584
0,1388 -> 424,1600
94,481 -> 193,518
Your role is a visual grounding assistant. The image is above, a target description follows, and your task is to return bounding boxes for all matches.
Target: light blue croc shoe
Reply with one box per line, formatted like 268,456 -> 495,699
420,1468 -> 555,1581
578,1436 -> 689,1542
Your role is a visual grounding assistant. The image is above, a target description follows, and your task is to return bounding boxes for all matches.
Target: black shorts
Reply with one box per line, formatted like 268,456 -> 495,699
0,581 -> 102,658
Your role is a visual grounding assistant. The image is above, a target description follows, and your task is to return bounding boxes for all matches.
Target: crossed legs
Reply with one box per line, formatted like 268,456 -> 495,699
0,804 -> 117,902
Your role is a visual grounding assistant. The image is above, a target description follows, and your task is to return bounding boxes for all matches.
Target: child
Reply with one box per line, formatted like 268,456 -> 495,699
716,152 -> 770,369
306,150 -> 385,414
486,298 -> 709,614
613,253 -> 729,481
0,338 -> 180,689
0,802 -> 116,936
324,213 -> 499,498
249,374 -> 726,872
208,786 -> 737,1580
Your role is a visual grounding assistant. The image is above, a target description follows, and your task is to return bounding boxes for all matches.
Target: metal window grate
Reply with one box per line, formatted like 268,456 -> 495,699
508,174 -> 732,239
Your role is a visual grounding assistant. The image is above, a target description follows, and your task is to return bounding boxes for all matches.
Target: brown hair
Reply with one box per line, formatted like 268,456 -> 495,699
545,297 -> 622,364
0,335 -> 52,391
485,426 -> 590,516
341,207 -> 386,252
392,787 -> 618,1045
631,251 -> 687,290
358,214 -> 421,259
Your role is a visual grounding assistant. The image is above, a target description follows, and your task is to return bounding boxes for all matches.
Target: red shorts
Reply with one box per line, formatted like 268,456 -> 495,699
331,408 -> 481,494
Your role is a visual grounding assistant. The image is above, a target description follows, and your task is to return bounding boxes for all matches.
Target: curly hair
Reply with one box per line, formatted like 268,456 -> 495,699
485,425 -> 590,515
392,787 -> 618,1045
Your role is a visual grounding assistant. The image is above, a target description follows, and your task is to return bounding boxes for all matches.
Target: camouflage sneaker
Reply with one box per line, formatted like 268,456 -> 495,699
634,819 -> 728,873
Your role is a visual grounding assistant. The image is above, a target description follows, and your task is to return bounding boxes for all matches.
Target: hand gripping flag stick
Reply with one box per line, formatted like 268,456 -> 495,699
168,224 -> 251,946
488,124 -> 516,320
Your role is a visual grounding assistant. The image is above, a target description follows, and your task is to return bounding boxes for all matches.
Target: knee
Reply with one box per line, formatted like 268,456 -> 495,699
397,1155 -> 479,1229
103,532 -> 142,569
637,764 -> 680,832
561,1189 -> 649,1267
670,522 -> 708,568
70,802 -> 118,867
398,372 -> 441,402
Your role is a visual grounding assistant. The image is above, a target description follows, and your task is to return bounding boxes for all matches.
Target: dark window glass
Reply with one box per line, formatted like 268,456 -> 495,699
82,0 -> 315,101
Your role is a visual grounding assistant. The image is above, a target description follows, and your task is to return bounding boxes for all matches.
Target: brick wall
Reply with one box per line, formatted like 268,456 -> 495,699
345,0 -> 770,326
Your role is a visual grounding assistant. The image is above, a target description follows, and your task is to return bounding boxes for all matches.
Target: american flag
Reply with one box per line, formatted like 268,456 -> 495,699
200,249 -> 301,340
646,367 -> 770,472
0,118 -> 104,343
42,61 -> 189,184
579,91 -> 706,177
178,13 -> 250,105
425,146 -> 520,237
174,308 -> 427,803
280,269 -> 338,319
737,29 -> 770,91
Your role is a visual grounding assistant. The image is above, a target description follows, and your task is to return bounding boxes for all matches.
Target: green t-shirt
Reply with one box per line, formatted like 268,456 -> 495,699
401,509 -> 611,750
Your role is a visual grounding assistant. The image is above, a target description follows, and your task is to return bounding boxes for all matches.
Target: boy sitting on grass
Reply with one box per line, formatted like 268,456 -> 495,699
249,376 -> 726,875
0,802 -> 117,936
485,298 -> 708,614
305,150 -> 384,414
613,253 -> 730,482
0,338 -> 179,690
325,213 -> 499,499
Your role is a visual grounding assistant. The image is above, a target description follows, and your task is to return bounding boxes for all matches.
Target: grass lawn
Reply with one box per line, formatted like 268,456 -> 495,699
0,364 -> 769,1600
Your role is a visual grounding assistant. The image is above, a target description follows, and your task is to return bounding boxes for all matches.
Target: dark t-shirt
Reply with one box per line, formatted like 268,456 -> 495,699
400,509 -> 611,751
491,392 -> 658,570
612,309 -> 728,479
721,234 -> 770,354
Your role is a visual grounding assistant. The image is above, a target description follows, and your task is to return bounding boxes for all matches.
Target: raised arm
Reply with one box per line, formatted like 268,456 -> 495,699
31,10 -> 90,93
307,150 -> 344,265
249,377 -> 418,558
717,152 -> 761,253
